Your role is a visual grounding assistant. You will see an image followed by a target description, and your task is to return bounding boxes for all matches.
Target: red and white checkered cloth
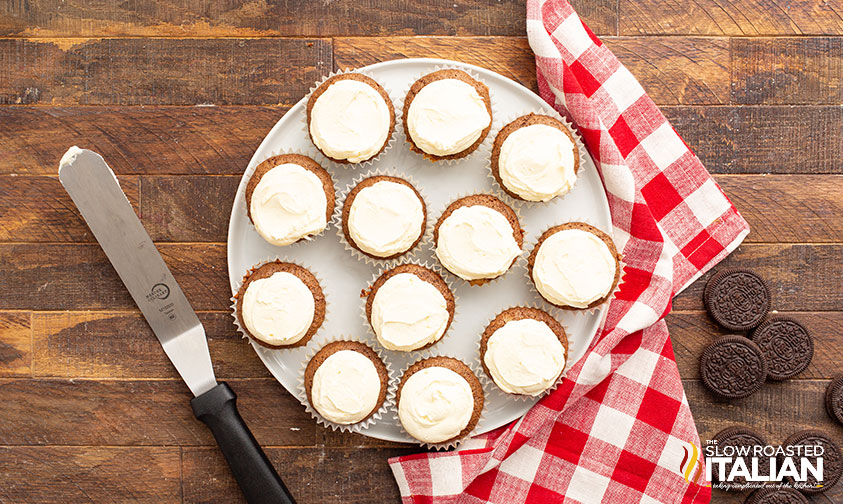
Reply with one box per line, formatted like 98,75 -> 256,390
388,1 -> 750,502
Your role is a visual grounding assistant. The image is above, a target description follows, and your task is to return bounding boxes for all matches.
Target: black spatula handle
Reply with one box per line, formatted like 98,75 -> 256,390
191,382 -> 295,504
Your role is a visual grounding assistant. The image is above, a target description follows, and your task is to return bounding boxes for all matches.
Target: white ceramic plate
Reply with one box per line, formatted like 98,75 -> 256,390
227,58 -> 611,443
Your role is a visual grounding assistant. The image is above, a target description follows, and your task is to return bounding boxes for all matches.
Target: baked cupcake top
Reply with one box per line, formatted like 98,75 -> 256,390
434,194 -> 522,282
235,261 -> 325,348
307,73 -> 394,164
245,154 -> 334,247
366,264 -> 455,352
528,223 -> 621,309
342,176 -> 426,259
491,114 -> 579,202
481,307 -> 568,396
397,356 -> 483,444
304,341 -> 388,425
404,69 -> 492,160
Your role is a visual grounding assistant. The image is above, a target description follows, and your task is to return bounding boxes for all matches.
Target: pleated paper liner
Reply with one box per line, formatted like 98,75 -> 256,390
360,259 -> 459,354
300,67 -> 399,169
388,351 -> 491,450
296,333 -> 394,434
396,64 -> 501,166
332,166 -> 431,267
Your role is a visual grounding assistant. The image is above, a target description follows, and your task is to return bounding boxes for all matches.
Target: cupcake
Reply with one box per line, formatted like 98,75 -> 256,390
528,223 -> 621,310
403,69 -> 492,161
480,307 -> 568,396
365,264 -> 455,352
246,154 -> 334,247
434,194 -> 522,284
307,73 -> 395,164
491,113 -> 579,202
396,356 -> 483,445
342,176 -> 426,260
235,261 -> 325,348
304,341 -> 388,425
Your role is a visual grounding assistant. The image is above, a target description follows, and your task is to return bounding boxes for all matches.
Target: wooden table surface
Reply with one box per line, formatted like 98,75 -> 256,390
1,1 -> 842,502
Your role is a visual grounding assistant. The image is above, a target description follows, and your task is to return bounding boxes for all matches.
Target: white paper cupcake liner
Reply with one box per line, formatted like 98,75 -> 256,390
241,146 -> 337,252
485,106 -> 589,209
230,256 -> 331,349
388,351 -> 489,450
301,67 -> 398,169
474,303 -> 571,401
332,166 -> 430,266
423,189 -> 526,287
397,64 -> 500,166
361,259 -> 459,354
524,217 -> 625,317
296,333 -> 394,434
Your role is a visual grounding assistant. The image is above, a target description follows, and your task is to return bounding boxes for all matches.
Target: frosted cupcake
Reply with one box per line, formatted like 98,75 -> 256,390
434,194 -> 522,284
342,176 -> 426,260
403,69 -> 492,161
307,73 -> 395,164
245,154 -> 334,247
528,223 -> 621,310
491,113 -> 579,202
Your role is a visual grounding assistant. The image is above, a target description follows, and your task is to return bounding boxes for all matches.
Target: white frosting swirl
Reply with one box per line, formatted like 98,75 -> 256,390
407,78 -> 491,156
348,180 -> 424,257
398,367 -> 474,444
250,163 -> 328,246
484,319 -> 566,396
499,123 -> 577,202
311,349 -> 382,425
309,79 -> 391,163
533,228 -> 617,308
435,205 -> 520,281
241,271 -> 315,346
370,273 -> 449,351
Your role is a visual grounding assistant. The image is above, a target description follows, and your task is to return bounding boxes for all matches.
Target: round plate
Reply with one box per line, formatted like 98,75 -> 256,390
227,58 -> 611,443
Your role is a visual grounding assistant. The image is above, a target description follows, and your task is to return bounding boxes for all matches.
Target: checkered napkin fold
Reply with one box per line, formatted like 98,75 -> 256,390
388,1 -> 750,502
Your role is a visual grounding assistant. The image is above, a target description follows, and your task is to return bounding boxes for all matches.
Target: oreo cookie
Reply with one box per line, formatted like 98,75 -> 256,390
750,317 -> 813,381
710,426 -> 769,491
700,336 -> 768,399
826,374 -> 843,425
745,487 -> 809,504
780,430 -> 842,494
705,268 -> 771,331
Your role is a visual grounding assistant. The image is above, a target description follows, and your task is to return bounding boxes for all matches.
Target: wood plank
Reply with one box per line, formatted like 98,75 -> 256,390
0,378 -> 319,446
0,106 -> 282,176
182,446 -> 415,504
0,38 -> 331,105
669,311 -> 843,380
0,446 -> 180,503
0,312 -> 30,377
0,175 -> 139,242
604,37 -> 730,105
619,0 -> 843,36
30,312 -> 269,379
732,37 -> 843,105
142,175 -> 239,242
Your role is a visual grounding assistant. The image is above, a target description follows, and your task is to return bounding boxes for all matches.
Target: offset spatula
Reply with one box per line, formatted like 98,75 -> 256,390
59,147 -> 295,504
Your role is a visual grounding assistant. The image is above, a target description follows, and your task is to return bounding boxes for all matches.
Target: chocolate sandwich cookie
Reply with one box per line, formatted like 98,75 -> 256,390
710,426 -> 769,491
779,430 -> 842,494
825,374 -> 843,425
700,336 -> 768,399
750,317 -> 813,381
704,268 -> 771,331
745,487 -> 809,504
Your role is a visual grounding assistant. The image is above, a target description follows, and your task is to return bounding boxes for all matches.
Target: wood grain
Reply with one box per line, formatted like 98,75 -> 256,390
142,176 -> 239,242
732,37 -> 843,104
619,0 -> 843,36
30,311 -> 269,379
0,446 -> 180,503
0,38 -> 331,105
0,312 -> 30,377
